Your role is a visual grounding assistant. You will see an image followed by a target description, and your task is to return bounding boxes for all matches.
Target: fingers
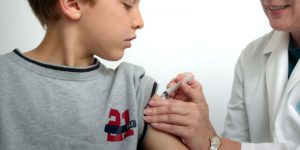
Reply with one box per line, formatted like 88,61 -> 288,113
147,98 -> 169,107
166,73 -> 195,99
165,72 -> 206,103
149,93 -> 162,101
144,100 -> 201,127
167,73 -> 194,89
145,99 -> 189,115
180,80 -> 205,103
144,114 -> 190,126
173,72 -> 194,84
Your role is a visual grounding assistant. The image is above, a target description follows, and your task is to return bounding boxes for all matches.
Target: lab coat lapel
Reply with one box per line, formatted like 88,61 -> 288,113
265,31 -> 289,126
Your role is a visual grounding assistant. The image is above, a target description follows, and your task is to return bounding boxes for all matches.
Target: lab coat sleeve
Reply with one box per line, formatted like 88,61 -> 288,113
222,51 -> 251,142
242,143 -> 300,150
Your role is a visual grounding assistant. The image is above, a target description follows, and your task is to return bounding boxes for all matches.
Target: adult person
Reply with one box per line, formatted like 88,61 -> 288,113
144,0 -> 300,149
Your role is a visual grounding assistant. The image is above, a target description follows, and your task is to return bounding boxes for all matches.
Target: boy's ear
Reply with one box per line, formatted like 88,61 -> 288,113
59,0 -> 82,21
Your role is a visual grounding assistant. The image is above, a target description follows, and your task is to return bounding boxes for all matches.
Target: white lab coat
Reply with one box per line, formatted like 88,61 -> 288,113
223,30 -> 300,150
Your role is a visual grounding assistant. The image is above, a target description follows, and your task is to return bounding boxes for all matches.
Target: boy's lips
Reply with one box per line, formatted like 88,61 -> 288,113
124,36 -> 136,48
125,36 -> 136,42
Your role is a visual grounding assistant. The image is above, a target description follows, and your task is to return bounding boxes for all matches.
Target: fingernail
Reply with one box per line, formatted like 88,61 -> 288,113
187,80 -> 193,85
151,123 -> 159,127
144,108 -> 152,114
144,116 -> 152,121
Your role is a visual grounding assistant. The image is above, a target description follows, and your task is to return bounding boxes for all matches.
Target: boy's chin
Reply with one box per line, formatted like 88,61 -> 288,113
110,53 -> 125,61
109,57 -> 123,61
94,50 -> 125,61
102,54 -> 125,61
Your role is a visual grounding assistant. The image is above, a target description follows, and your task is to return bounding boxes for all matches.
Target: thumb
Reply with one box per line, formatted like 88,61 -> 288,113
180,80 -> 206,104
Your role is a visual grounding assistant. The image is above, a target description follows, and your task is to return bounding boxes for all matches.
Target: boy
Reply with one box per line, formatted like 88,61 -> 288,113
0,0 -> 188,149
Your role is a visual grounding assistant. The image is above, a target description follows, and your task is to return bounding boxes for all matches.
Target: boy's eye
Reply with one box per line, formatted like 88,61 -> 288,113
122,2 -> 133,10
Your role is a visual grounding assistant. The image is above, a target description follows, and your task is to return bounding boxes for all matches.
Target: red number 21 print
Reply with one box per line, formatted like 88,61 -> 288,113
104,109 -> 136,142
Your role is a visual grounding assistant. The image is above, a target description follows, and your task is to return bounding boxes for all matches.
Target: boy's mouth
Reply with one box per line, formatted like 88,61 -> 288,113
125,36 -> 136,42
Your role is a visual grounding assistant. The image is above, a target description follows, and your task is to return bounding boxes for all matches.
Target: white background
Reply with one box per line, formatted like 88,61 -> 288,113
0,0 -> 271,133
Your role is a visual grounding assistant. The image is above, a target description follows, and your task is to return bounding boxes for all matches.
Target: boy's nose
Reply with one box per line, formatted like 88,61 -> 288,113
132,9 -> 144,30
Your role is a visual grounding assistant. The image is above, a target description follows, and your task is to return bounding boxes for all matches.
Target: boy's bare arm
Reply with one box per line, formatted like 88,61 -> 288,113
143,125 -> 189,150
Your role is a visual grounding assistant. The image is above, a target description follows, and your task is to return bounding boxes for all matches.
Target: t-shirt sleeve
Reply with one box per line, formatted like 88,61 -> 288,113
115,62 -> 158,148
134,71 -> 158,148
136,78 -> 158,149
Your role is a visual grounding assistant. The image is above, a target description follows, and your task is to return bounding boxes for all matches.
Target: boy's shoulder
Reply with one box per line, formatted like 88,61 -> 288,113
115,62 -> 145,76
0,50 -> 30,75
101,62 -> 147,80
114,62 -> 155,83
0,51 -> 13,68
0,51 -> 16,80
113,62 -> 155,90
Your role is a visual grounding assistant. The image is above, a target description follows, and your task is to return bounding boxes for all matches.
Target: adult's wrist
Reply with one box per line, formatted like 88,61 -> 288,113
200,130 -> 215,150
217,138 -> 241,150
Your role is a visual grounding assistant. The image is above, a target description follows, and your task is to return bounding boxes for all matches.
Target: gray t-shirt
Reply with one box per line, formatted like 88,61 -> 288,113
0,49 -> 157,150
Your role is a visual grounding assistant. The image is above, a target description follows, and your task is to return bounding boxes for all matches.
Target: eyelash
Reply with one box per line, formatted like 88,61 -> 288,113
123,2 -> 133,10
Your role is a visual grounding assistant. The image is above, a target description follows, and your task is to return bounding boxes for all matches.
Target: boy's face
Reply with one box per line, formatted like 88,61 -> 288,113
261,0 -> 300,32
79,0 -> 144,61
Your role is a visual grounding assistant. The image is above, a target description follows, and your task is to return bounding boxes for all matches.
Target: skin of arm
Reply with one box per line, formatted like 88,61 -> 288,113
143,125 -> 189,150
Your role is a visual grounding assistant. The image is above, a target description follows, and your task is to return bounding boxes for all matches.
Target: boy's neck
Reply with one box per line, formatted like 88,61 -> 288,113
24,24 -> 95,67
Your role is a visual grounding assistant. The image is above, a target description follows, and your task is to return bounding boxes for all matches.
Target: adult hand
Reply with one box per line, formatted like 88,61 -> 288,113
144,73 -> 216,150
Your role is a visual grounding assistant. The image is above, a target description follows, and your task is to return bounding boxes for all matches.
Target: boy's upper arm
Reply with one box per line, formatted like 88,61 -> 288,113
142,94 -> 188,150
143,125 -> 189,150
